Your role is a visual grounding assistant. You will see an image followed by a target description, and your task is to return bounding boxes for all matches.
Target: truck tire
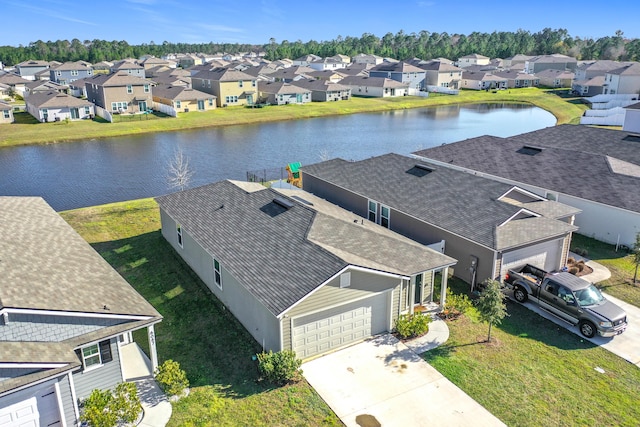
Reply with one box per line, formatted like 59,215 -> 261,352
579,320 -> 596,338
513,286 -> 528,303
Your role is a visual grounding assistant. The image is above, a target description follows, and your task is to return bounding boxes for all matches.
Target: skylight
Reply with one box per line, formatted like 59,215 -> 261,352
406,164 -> 434,177
516,145 -> 543,156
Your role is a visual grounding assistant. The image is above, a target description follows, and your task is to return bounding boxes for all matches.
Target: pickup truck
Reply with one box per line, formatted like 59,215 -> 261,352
504,265 -> 627,338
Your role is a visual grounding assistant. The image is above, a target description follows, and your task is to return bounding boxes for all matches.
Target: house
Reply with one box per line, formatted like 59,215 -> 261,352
338,63 -> 373,77
623,102 -> 640,132
306,70 -> 346,83
153,85 -> 216,112
292,79 -> 351,102
257,81 -> 311,105
49,61 -> 94,85
24,80 -> 69,97
330,54 -> 351,64
535,69 -> 575,88
493,70 -> 539,88
414,124 -> 640,247
0,197 -> 162,427
302,153 -> 579,288
368,62 -> 426,90
292,54 -> 322,66
460,71 -> 508,90
140,56 -> 176,71
352,53 -> 384,65
155,180 -> 456,360
503,54 -> 534,68
308,57 -> 348,71
0,72 -> 30,96
110,60 -> 145,78
92,61 -> 113,74
85,72 -> 154,114
524,54 -> 577,74
572,60 -> 627,96
457,54 -> 490,68
25,91 -> 95,122
339,76 -> 409,97
0,83 -> 10,100
268,66 -> 315,83
0,100 -> 14,123
602,62 -> 640,95
191,67 -> 257,107
15,60 -> 51,80
176,54 -> 204,68
417,60 -> 464,89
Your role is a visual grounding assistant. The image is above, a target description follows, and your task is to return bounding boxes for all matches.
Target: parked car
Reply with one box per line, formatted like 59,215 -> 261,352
505,265 -> 627,338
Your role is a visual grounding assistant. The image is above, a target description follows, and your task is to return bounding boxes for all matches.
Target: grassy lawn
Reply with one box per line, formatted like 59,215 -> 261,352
424,278 -> 640,427
61,199 -> 341,427
570,234 -> 640,307
1,87 -> 586,147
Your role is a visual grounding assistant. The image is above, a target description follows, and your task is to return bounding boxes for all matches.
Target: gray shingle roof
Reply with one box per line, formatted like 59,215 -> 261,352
258,81 -> 311,95
152,85 -> 214,101
339,76 -> 408,88
192,67 -> 255,82
302,154 -> 576,250
155,181 -> 455,316
414,124 -> 640,214
25,91 -> 91,109
86,72 -> 152,87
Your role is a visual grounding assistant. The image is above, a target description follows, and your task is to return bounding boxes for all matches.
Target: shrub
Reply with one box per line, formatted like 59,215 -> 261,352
568,266 -> 579,275
440,288 -> 473,320
567,257 -> 575,265
573,247 -> 583,256
576,260 -> 585,272
256,350 -> 302,385
80,382 -> 141,427
155,359 -> 189,397
395,312 -> 431,339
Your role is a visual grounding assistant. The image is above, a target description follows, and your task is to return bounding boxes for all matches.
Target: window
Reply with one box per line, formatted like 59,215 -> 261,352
251,80 -> 256,87
208,98 -> 213,106
111,101 -> 128,112
380,205 -> 390,228
175,100 -> 181,109
368,200 -> 377,222
3,110 -> 9,119
88,69 -> 93,75
340,272 -> 351,288
214,258 -> 222,289
127,85 -> 133,94
81,340 -> 112,369
71,70 -> 78,76
238,80 -> 244,87
144,84 -> 150,93
225,95 -> 238,103
55,70 -> 61,76
84,106 -> 90,115
176,224 -> 183,247
202,80 -> 206,88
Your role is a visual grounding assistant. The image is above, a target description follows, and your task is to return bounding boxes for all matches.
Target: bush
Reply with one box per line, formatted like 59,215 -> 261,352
155,359 -> 189,397
395,312 -> 431,339
256,350 -> 302,385
80,382 -> 141,427
440,288 -> 473,320
568,266 -> 579,275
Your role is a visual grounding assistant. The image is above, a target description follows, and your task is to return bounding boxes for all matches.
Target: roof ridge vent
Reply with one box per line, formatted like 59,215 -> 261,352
273,197 -> 294,209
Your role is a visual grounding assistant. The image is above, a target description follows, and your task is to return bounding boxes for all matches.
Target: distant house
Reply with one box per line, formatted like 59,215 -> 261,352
153,85 -> 216,112
110,60 -> 145,78
302,153 -> 578,288
493,70 -> 539,88
85,72 -> 154,114
0,72 -> 30,96
15,60 -> 51,80
415,124 -> 640,248
292,79 -> 351,102
258,81 -> 311,105
306,70 -> 346,83
603,62 -> 640,95
457,54 -> 490,68
503,54 -> 534,68
25,91 -> 94,122
156,180 -> 456,360
92,61 -> 113,74
191,67 -> 257,107
268,66 -> 315,83
176,54 -> 204,68
140,56 -> 176,72
352,53 -> 384,65
535,69 -> 575,88
417,60 -> 464,89
460,71 -> 508,90
339,76 -> 409,97
0,197 -> 162,427
0,84 -> 10,100
49,61 -> 94,85
572,75 -> 606,96
24,80 -> 69,97
0,100 -> 14,123
369,61 -> 426,90
292,54 -> 322,66
308,57 -> 348,71
524,54 -> 577,74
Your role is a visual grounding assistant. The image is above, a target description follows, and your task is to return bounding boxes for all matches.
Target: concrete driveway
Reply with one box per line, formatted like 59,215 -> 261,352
302,334 -> 506,427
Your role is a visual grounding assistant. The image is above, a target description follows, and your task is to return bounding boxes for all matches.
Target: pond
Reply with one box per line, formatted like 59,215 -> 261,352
0,103 -> 556,211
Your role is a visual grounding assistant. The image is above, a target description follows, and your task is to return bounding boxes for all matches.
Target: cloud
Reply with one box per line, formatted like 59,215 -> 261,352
6,2 -> 97,25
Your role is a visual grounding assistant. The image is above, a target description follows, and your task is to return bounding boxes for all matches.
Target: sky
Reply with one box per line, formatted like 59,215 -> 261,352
1,0 -> 640,47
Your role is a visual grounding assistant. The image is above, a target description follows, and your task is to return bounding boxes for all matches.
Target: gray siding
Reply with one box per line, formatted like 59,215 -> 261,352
0,313 -> 126,342
72,338 -> 122,400
58,374 -> 78,427
281,269 -> 402,351
160,208 -> 281,351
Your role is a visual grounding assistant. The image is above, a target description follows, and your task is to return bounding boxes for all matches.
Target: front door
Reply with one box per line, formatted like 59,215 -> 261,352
138,101 -> 147,112
70,108 -> 79,119
414,274 -> 423,305
197,100 -> 205,110
246,95 -> 253,105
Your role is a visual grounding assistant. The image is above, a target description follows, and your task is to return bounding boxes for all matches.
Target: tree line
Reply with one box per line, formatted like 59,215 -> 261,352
1,28 -> 639,67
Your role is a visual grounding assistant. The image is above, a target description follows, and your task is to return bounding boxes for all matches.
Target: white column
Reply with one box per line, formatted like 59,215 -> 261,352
67,372 -> 80,426
440,267 -> 449,307
148,324 -> 158,373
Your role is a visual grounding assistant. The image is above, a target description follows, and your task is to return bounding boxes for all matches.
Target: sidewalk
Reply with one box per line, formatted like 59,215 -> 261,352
569,251 -> 611,283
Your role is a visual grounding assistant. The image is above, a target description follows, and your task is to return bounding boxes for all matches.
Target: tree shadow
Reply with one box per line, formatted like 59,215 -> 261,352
92,231 -> 274,399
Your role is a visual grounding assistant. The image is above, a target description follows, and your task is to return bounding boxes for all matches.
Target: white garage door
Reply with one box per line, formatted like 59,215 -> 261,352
0,385 -> 62,427
501,238 -> 563,279
292,293 -> 389,359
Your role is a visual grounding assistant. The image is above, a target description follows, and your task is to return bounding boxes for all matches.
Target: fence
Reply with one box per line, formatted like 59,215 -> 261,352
580,114 -> 625,126
94,105 -> 113,123
246,167 -> 288,184
153,102 -> 177,117
407,88 -> 429,97
426,85 -> 459,95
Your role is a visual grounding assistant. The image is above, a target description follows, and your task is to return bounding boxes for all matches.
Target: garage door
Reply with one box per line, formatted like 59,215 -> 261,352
292,293 -> 389,359
501,238 -> 563,278
0,385 -> 62,427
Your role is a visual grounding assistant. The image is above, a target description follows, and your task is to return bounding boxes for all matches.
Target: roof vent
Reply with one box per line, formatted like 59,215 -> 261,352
406,163 -> 434,177
623,134 -> 640,143
273,197 -> 294,209
291,195 -> 313,206
516,145 -> 543,156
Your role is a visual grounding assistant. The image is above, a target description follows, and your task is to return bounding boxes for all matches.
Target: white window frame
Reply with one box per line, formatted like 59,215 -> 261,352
238,80 -> 244,88
84,106 -> 90,115
175,100 -> 181,109
368,200 -> 378,223
82,343 -> 101,369
71,70 -> 78,76
144,84 -> 150,93
380,204 -> 390,228
3,110 -> 10,119
126,85 -> 133,94
176,224 -> 183,248
214,258 -> 222,289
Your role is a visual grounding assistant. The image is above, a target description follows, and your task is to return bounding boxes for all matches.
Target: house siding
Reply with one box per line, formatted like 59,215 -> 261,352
281,269 -> 403,351
58,374 -> 78,427
72,338 -> 123,400
159,208 -> 281,351
0,313 -> 126,342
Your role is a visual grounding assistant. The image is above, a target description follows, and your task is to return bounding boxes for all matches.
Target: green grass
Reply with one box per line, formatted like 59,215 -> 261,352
570,234 -> 640,307
425,279 -> 640,427
60,199 -> 341,427
1,88 -> 587,147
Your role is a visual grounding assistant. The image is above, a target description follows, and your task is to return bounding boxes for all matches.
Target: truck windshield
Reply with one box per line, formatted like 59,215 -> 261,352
575,285 -> 605,307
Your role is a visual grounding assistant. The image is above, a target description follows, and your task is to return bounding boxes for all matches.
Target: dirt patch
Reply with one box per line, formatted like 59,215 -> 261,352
356,414 -> 381,427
